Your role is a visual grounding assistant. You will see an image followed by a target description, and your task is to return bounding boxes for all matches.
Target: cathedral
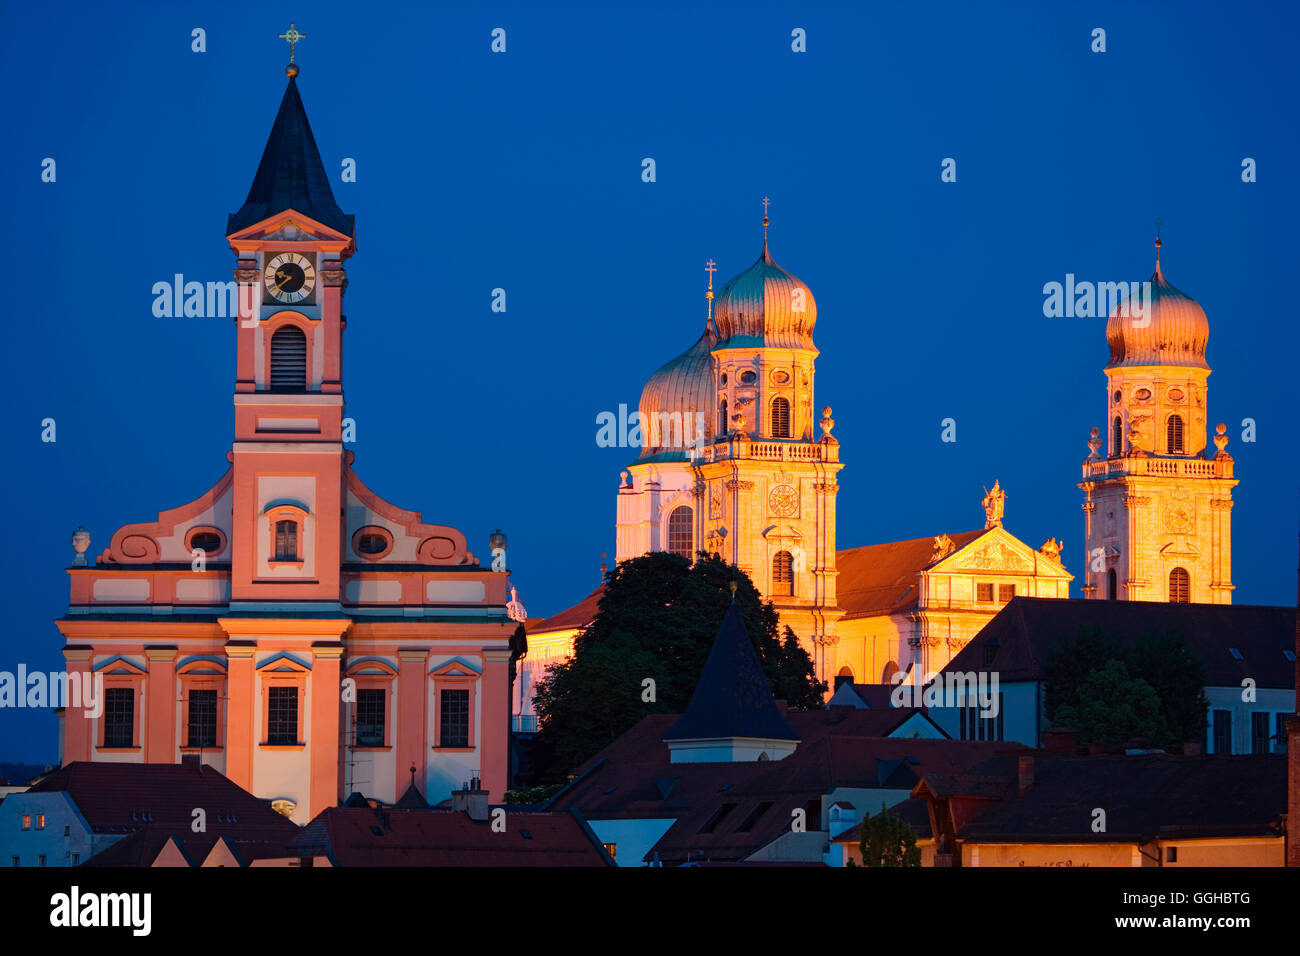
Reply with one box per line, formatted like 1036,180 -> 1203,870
523,222 -> 1240,707
55,57 -> 521,821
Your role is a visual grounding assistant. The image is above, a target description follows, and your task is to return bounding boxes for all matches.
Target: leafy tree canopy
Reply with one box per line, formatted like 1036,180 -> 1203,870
857,802 -> 922,867
531,551 -> 826,782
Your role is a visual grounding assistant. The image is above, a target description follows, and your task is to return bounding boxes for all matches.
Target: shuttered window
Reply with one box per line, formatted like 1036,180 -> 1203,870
1166,414 -> 1185,454
1169,567 -> 1190,603
772,550 -> 794,596
771,397 -> 791,438
270,326 -> 308,391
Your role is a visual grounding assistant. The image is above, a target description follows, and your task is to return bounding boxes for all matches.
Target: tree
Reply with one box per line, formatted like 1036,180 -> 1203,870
531,551 -> 826,781
1045,626 -> 1205,750
858,802 -> 921,867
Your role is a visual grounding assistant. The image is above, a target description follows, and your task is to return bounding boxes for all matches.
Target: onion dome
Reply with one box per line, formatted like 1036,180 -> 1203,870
1106,244 -> 1208,369
713,238 -> 817,350
636,324 -> 716,461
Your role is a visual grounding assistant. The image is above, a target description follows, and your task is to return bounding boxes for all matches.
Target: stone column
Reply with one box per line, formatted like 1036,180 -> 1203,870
62,648 -> 94,763
309,643 -> 344,819
480,648 -> 513,801
144,647 -> 177,762
396,649 -> 429,798
224,643 -> 256,790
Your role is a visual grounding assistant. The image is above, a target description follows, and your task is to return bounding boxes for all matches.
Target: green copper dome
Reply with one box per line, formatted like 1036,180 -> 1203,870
636,324 -> 716,462
713,241 -> 817,350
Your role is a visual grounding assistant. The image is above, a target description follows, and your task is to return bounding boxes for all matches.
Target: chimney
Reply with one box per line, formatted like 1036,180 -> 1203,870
1017,755 -> 1034,797
452,777 -> 490,822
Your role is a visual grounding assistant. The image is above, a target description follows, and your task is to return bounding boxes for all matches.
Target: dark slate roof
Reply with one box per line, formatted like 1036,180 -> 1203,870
393,783 -> 429,809
227,78 -> 354,237
549,711 -> 1022,864
663,601 -> 799,743
945,596 -> 1297,689
833,796 -> 934,843
290,807 -> 614,867
953,752 -> 1287,842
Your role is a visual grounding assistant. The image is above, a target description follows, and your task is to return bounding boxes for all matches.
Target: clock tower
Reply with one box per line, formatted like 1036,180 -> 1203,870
1079,238 -> 1238,604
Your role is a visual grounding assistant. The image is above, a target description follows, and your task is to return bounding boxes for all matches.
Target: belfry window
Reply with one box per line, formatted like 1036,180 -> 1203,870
274,520 -> 298,561
1106,568 -> 1117,600
1112,416 -> 1123,455
771,397 -> 791,438
772,550 -> 795,596
719,399 -> 728,435
1166,414 -> 1185,454
270,326 -> 308,391
667,506 -> 693,560
1169,567 -> 1190,603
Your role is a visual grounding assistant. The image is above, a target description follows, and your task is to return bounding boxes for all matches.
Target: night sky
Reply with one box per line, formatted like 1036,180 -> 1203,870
2,0 -> 1296,761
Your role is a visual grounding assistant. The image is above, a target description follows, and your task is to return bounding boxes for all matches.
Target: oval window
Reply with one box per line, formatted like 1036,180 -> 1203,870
358,534 -> 388,555
1113,390 -> 1122,403
720,373 -> 728,385
1168,388 -> 1185,401
1135,387 -> 1152,400
191,532 -> 221,554
740,370 -> 757,384
772,369 -> 791,384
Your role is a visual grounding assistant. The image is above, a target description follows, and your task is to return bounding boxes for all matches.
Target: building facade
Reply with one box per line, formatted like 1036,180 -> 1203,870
1079,239 -> 1238,603
55,63 -> 520,822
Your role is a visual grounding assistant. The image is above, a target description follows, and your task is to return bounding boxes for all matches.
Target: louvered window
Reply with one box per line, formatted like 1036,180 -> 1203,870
1113,416 -> 1123,455
771,397 -> 791,438
1169,567 -> 1190,603
719,399 -> 728,435
1167,414 -> 1185,453
773,550 -> 794,596
270,326 -> 308,391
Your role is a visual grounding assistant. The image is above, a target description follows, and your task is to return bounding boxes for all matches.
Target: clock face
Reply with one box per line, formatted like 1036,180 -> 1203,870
264,253 -> 316,304
768,483 -> 799,517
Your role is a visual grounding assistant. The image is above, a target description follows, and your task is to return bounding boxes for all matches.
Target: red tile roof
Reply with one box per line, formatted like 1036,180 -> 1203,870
529,584 -> 606,634
836,530 -> 988,619
548,711 -> 1022,864
291,806 -> 614,866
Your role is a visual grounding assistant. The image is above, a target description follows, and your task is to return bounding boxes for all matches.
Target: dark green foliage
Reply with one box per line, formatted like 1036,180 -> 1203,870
531,552 -> 826,782
859,802 -> 921,867
1045,625 -> 1208,750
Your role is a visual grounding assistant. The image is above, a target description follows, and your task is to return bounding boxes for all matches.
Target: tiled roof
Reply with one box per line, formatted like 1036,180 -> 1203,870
549,712 -> 1022,864
945,596 -> 1297,688
290,806 -> 613,866
952,752 -> 1287,842
530,584 -> 605,634
836,530 -> 988,618
833,796 -> 934,843
664,601 -> 799,743
227,78 -> 354,236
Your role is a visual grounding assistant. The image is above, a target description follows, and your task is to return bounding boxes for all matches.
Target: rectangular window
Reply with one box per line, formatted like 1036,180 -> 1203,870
36,815 -> 45,830
1211,709 -> 1232,754
187,689 -> 218,748
63,825 -> 70,837
104,687 -> 134,747
1166,846 -> 1177,863
736,801 -> 774,833
267,686 -> 299,745
355,688 -> 386,747
1251,712 -> 1271,755
698,803 -> 737,834
10,857 -> 17,867
998,584 -> 1015,602
439,689 -> 469,748
602,843 -> 617,861
976,583 -> 994,602
1277,713 -> 1288,754
37,855 -> 46,867
20,815 -> 30,830
274,520 -> 298,561
71,853 -> 79,865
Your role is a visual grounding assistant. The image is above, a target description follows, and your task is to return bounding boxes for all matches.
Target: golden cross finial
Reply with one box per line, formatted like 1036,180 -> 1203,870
705,259 -> 717,291
280,22 -> 306,67
761,196 -> 771,250
1154,217 -> 1162,266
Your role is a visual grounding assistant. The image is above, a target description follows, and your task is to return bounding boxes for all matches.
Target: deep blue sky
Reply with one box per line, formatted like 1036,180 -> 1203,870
2,1 -> 1296,761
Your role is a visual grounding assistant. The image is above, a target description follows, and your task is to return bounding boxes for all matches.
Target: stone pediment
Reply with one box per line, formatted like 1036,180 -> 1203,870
761,524 -> 804,540
936,527 -> 1071,579
1159,541 -> 1202,558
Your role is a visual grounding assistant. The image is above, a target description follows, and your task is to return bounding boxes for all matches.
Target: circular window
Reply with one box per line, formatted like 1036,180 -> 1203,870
740,370 -> 757,384
352,526 -> 394,560
1135,387 -> 1152,400
184,526 -> 226,557
1168,388 -> 1185,401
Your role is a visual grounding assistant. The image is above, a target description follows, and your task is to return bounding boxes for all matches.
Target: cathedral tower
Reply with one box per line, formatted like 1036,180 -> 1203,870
1079,239 -> 1237,603
617,204 -> 844,677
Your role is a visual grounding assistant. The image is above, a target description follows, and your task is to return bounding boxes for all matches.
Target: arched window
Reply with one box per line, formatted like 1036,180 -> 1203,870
1169,567 -> 1190,603
772,550 -> 794,596
1112,416 -> 1123,455
882,661 -> 901,684
270,326 -> 308,391
834,666 -> 854,690
1106,568 -> 1117,600
1166,414 -> 1185,454
274,520 -> 298,561
667,506 -> 693,560
719,399 -> 728,435
771,397 -> 791,438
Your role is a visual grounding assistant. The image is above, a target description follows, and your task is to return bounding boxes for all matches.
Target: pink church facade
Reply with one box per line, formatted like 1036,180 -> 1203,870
55,69 -> 521,823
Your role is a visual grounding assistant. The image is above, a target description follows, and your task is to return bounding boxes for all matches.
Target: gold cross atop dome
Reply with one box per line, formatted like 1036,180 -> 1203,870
762,196 -> 771,251
280,22 -> 306,76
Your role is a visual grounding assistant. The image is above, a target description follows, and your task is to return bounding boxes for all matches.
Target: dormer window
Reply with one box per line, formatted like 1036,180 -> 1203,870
274,520 -> 298,561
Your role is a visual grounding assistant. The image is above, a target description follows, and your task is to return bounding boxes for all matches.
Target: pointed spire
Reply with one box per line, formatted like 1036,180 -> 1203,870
227,73 -> 354,236
662,601 -> 799,746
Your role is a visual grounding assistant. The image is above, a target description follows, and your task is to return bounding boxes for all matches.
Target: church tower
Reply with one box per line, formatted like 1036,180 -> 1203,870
617,204 -> 844,677
1079,238 -> 1238,603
